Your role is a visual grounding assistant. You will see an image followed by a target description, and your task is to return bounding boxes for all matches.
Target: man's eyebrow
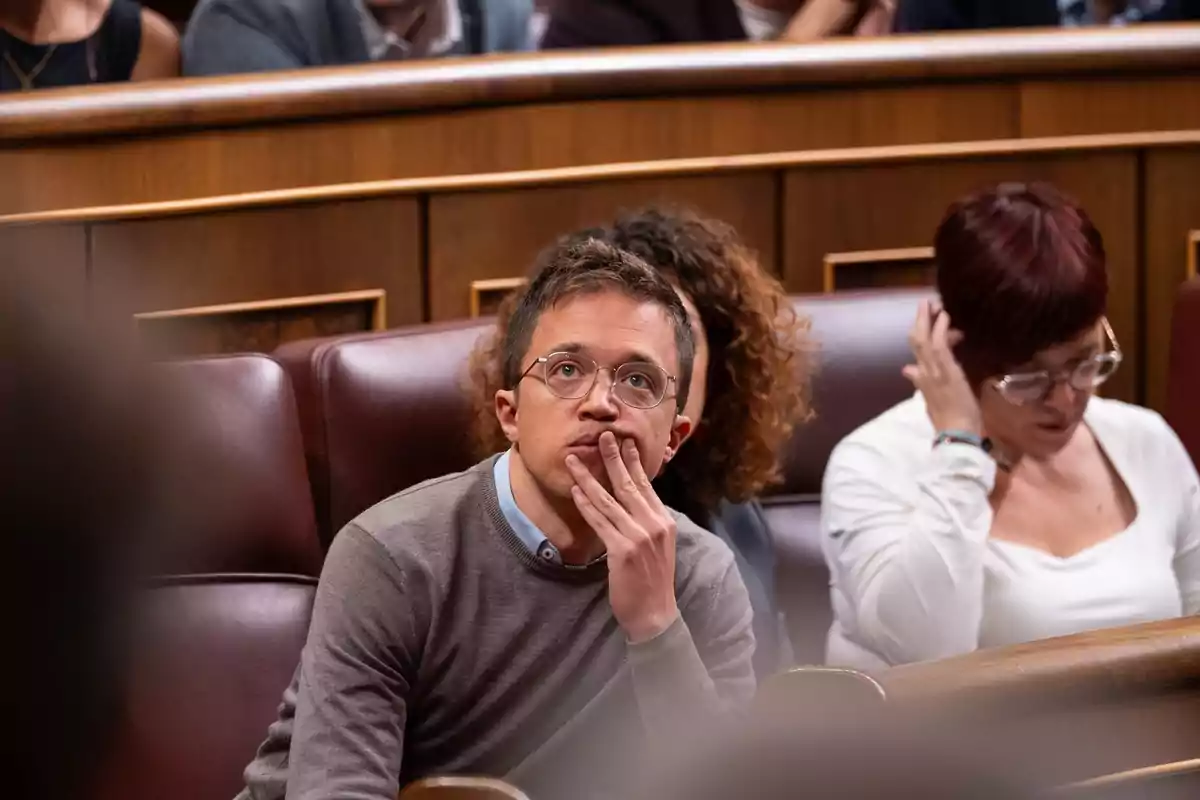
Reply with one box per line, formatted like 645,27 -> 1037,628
547,342 -> 669,371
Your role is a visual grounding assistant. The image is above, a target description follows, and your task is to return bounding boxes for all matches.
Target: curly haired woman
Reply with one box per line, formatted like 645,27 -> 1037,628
468,207 -> 812,677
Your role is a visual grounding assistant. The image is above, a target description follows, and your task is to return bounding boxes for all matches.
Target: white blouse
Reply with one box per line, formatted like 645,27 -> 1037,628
821,395 -> 1200,670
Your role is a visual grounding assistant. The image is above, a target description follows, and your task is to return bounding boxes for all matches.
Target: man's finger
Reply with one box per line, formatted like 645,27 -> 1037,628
620,438 -> 668,516
566,454 -> 637,533
570,485 -> 628,556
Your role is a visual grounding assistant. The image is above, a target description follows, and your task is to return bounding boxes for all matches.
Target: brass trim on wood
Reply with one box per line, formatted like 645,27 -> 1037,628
133,289 -> 387,330
6,130 -> 1200,227
822,246 -> 935,293
469,278 -> 527,318
1188,230 -> 1200,280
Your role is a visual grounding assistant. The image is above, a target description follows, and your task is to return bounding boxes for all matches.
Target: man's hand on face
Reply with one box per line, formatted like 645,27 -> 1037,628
566,432 -> 680,643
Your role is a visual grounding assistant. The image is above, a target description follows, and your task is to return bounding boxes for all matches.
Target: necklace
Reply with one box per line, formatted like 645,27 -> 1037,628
2,43 -> 59,91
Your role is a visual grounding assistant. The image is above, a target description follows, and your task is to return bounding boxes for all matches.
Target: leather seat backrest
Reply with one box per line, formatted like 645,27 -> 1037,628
155,355 -> 322,576
96,575 -> 316,800
275,321 -> 494,547
766,288 -> 934,664
1167,278 -> 1200,467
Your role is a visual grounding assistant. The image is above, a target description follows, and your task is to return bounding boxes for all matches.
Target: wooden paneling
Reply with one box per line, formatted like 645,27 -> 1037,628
0,223 -> 88,300
470,278 -> 527,318
7,26 -> 1193,142
427,173 -> 779,321
822,247 -> 934,292
782,151 -> 1140,403
1021,75 -> 1200,138
1190,231 -> 1200,280
88,198 -> 423,331
1144,149 -> 1200,413
134,290 -> 386,357
0,85 -> 1015,216
4,27 -> 1200,216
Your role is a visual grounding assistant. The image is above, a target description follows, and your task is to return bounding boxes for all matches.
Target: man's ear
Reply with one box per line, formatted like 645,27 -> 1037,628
495,388 -> 520,444
661,414 -> 692,466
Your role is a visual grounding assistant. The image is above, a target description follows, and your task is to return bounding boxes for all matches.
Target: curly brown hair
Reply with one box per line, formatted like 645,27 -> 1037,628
466,207 -> 813,511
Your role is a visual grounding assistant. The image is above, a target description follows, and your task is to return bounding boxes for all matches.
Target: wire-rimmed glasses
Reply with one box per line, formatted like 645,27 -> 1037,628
991,318 -> 1122,406
518,351 -> 676,410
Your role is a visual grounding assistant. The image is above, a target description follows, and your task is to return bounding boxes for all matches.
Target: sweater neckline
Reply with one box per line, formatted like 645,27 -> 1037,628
478,455 -> 609,585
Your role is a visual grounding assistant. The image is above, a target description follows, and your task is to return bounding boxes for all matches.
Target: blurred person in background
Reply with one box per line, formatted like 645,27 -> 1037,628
1,0 -> 178,91
894,0 -> 1200,32
540,0 -> 895,49
470,208 -> 812,678
821,182 -> 1200,670
182,0 -> 533,76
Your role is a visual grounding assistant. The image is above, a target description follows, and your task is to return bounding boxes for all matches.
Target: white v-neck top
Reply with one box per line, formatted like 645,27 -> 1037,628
821,395 -> 1200,670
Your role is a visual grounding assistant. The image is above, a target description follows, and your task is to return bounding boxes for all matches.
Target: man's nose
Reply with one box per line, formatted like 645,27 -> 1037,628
578,369 -> 620,418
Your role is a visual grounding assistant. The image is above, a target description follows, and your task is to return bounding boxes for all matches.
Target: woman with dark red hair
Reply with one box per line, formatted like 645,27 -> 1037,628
821,182 -> 1200,669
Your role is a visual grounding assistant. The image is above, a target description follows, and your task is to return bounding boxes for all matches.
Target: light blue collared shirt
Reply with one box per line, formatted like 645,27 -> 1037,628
494,450 -> 563,565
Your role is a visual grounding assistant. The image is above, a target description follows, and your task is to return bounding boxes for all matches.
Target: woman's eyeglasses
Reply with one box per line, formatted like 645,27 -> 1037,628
991,318 -> 1122,406
517,351 -> 676,410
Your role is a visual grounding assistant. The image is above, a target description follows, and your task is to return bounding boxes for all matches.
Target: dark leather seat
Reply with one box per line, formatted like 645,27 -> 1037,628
1167,278 -> 1200,467
95,574 -> 316,800
764,288 -> 934,664
155,355 -> 323,576
274,320 -> 494,547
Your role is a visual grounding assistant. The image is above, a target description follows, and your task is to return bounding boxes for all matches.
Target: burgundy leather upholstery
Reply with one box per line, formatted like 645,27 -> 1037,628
275,320 -> 494,547
96,575 -> 315,800
765,288 -> 934,663
1167,278 -> 1200,467
156,355 -> 323,576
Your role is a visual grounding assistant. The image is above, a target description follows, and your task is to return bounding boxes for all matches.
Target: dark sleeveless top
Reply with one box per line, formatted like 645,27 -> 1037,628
0,0 -> 142,92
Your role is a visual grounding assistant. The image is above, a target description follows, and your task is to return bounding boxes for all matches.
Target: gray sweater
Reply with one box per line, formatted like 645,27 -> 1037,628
237,457 -> 756,800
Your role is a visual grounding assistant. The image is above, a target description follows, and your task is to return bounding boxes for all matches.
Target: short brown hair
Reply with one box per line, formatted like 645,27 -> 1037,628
470,208 -> 811,510
935,182 -> 1108,385
499,237 -> 695,410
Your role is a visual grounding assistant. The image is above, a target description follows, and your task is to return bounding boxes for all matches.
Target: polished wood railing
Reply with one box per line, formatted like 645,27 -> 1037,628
880,617 -> 1200,786
3,26 -> 1200,214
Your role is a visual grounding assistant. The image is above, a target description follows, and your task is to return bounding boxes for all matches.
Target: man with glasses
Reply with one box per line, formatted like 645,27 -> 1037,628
236,238 -> 755,800
820,182 -> 1200,671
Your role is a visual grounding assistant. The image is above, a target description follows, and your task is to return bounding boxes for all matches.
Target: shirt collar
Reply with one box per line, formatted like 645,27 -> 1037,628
494,450 -> 564,565
734,0 -> 791,41
353,0 -> 463,61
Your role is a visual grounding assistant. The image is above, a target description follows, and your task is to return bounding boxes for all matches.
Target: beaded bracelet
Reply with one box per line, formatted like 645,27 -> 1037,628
933,429 -> 994,455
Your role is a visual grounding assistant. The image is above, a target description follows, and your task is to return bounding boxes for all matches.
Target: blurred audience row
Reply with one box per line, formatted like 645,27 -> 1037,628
4,0 -> 1200,92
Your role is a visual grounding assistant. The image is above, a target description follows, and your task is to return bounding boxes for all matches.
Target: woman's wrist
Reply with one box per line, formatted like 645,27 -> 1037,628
933,429 -> 993,455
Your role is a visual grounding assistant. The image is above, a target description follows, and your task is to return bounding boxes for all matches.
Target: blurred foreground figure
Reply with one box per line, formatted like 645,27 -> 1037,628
0,274 -> 164,798
640,709 -> 1038,800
